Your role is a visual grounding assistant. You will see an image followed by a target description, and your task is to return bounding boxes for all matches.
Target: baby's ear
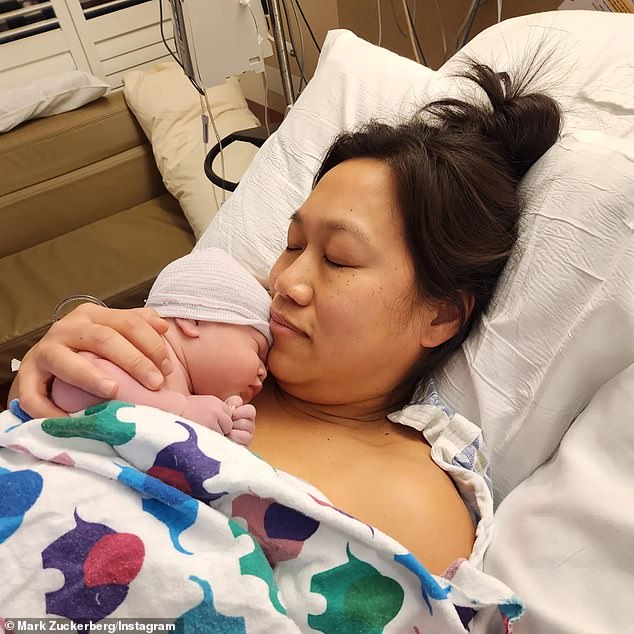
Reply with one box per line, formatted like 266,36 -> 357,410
174,318 -> 200,338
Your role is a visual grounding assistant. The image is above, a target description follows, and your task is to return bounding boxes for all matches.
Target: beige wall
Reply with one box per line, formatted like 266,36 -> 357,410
337,0 -> 561,70
262,0 -> 340,110
281,0 -> 340,77
260,0 -> 561,109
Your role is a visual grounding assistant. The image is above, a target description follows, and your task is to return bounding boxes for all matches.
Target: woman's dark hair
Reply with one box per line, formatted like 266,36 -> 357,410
314,61 -> 562,409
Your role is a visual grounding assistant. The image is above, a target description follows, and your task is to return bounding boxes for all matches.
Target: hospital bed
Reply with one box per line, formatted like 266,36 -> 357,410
196,9 -> 634,633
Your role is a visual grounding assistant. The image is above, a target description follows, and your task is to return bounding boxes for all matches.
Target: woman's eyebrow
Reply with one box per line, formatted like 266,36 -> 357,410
289,210 -> 371,244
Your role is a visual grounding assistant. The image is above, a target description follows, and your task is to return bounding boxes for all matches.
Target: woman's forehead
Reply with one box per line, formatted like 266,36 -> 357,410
294,159 -> 399,234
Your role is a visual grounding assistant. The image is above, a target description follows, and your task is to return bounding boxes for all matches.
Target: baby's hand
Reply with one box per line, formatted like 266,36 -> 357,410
181,395 -> 233,436
224,395 -> 256,447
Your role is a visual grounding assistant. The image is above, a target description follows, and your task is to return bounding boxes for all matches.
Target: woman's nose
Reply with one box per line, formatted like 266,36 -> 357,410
272,256 -> 313,306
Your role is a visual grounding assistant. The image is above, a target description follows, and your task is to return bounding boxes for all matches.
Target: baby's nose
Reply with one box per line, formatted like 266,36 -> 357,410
257,363 -> 267,381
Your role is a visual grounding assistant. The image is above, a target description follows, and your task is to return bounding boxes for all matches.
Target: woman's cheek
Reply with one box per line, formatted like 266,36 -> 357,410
322,289 -> 371,340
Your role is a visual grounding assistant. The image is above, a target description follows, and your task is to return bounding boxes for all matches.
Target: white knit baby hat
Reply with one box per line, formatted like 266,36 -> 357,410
146,248 -> 272,345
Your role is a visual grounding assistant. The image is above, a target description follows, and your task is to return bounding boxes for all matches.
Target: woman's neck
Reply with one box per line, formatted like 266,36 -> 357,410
270,380 -> 393,429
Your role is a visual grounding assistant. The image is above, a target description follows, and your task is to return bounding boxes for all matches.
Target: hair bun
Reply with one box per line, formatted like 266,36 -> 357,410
472,63 -> 561,178
424,61 -> 562,180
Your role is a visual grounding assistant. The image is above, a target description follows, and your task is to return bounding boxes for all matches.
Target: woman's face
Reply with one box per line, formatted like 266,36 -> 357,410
268,157 -> 439,408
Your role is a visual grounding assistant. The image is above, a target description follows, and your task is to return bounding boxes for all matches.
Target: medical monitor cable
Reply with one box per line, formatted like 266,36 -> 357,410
453,0 -> 476,53
391,0 -> 408,38
461,0 -> 482,48
158,0 -> 226,203
261,68 -> 271,136
292,0 -> 320,53
281,0 -> 307,98
376,0 -> 383,47
400,0 -> 419,63
159,0 -> 183,70
200,91 -> 226,206
288,0 -> 307,90
402,0 -> 427,66
432,0 -> 447,61
288,0 -> 307,91
158,0 -> 214,110
408,4 -> 428,66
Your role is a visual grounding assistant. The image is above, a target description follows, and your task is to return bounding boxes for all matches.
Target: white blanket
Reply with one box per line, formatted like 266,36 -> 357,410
0,399 -> 520,631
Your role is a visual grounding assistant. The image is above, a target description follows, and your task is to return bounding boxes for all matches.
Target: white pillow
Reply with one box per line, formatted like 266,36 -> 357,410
196,29 -> 437,277
123,62 -> 261,238
0,70 -> 109,133
199,15 -> 634,502
434,11 -> 634,500
443,11 -> 634,135
481,361 -> 634,634
435,130 -> 634,501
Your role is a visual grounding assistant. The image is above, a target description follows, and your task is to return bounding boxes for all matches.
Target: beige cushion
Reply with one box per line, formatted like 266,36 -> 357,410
0,91 -> 147,197
0,194 -> 195,386
123,62 -> 261,238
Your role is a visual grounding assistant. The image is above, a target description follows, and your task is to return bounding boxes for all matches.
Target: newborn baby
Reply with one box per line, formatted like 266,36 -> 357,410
51,248 -> 271,446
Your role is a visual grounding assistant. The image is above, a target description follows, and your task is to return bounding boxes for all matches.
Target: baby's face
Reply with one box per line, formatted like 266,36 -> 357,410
187,322 -> 269,402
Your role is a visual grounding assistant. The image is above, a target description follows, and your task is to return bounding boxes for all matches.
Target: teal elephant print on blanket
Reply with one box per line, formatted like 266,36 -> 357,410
174,576 -> 246,633
229,519 -> 286,615
308,543 -> 405,633
42,401 -> 136,445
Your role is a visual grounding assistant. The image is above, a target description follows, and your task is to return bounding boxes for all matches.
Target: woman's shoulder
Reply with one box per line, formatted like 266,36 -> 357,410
347,430 -> 476,574
251,383 -> 476,574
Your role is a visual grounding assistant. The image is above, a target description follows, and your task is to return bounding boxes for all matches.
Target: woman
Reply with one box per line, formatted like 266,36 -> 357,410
10,63 -> 561,576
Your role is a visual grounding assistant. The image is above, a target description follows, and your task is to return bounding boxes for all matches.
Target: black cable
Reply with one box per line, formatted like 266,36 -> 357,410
159,0 -> 204,94
159,0 -> 183,69
461,0 -> 482,48
404,0 -> 427,66
390,0 -> 408,38
292,0 -> 320,53
281,0 -> 309,93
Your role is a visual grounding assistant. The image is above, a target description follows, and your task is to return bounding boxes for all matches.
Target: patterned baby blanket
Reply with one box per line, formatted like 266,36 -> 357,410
0,399 -> 520,632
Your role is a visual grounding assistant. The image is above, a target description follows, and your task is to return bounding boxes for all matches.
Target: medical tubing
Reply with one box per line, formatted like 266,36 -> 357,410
292,0 -> 320,53
53,295 -> 107,322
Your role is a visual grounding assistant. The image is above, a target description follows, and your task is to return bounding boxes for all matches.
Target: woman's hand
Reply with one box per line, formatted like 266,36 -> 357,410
13,303 -> 173,418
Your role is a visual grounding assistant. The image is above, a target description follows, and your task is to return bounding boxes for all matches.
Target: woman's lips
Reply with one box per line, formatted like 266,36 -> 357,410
270,311 -> 308,337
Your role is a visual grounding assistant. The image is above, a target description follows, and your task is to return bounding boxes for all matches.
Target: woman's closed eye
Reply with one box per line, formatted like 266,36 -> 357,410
285,244 -> 354,268
324,256 -> 348,268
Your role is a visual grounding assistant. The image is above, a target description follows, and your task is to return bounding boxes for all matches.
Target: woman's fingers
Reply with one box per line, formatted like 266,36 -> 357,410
15,302 -> 173,417
57,304 -> 171,389
17,347 -> 68,418
79,305 -> 173,384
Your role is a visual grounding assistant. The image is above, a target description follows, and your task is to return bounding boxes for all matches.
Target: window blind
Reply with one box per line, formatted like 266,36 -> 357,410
80,0 -> 149,20
0,0 -> 58,44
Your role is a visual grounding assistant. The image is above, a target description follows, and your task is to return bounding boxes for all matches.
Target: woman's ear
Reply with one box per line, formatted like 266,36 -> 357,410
174,318 -> 200,338
421,292 -> 474,348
